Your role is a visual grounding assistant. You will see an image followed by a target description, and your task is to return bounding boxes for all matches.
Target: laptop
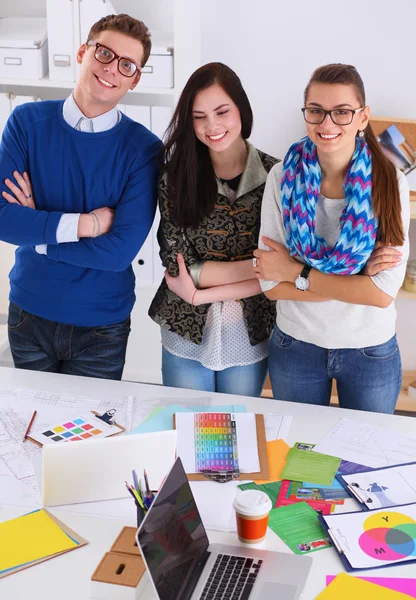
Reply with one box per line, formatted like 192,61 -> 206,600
136,457 -> 312,600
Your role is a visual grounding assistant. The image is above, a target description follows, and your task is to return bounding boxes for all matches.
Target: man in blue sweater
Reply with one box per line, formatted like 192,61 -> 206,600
0,14 -> 161,379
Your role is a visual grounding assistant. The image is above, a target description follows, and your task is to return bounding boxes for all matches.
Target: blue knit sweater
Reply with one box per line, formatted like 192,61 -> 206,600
0,100 -> 160,326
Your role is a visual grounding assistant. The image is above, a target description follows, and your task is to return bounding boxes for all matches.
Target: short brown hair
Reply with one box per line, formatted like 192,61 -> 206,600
86,14 -> 151,66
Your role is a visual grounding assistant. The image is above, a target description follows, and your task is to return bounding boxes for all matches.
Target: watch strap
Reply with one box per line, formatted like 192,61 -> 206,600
300,264 -> 312,279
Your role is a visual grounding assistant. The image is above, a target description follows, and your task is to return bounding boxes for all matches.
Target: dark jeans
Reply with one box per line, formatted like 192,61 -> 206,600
8,302 -> 130,380
269,325 -> 402,414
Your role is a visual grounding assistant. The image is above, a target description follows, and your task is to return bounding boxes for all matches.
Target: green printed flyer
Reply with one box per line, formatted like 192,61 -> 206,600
268,502 -> 332,555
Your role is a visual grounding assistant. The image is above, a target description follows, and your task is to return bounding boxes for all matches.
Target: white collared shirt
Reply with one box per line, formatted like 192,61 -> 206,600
36,94 -> 121,254
63,91 -> 120,132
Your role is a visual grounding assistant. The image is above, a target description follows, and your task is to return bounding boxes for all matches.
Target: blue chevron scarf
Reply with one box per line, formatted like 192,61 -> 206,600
281,136 -> 377,275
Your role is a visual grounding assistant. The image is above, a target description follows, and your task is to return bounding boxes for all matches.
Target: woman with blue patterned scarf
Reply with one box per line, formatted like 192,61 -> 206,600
254,64 -> 410,414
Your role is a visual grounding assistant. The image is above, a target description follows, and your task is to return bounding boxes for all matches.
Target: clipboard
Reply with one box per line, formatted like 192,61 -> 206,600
0,509 -> 88,579
173,413 -> 269,482
318,502 -> 416,572
336,460 -> 416,510
27,410 -> 125,447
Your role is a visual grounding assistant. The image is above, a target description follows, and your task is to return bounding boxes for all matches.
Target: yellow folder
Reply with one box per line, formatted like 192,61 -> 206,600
315,573 -> 414,600
0,509 -> 79,572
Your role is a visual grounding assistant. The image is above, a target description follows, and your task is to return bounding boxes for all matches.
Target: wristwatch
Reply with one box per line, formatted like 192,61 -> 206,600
295,264 -> 312,291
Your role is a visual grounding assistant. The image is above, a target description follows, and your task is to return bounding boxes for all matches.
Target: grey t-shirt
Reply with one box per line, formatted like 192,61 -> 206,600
259,161 -> 410,349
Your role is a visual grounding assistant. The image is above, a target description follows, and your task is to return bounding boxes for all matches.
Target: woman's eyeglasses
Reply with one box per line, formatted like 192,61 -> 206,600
302,107 -> 364,126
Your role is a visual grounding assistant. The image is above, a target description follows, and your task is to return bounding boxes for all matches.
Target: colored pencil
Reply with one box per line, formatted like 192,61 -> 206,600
144,469 -> 151,497
23,410 -> 37,442
132,469 -> 140,493
125,481 -> 145,508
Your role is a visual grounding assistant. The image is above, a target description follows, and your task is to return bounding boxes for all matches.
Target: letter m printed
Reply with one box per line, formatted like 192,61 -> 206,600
375,548 -> 386,555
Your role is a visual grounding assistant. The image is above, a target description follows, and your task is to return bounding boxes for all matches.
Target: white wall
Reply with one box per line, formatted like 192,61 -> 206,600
197,0 -> 416,370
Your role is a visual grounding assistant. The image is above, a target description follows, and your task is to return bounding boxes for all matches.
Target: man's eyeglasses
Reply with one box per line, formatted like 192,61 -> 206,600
302,107 -> 364,126
87,41 -> 142,78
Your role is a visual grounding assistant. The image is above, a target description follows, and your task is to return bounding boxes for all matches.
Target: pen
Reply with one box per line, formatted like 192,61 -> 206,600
23,410 -> 37,442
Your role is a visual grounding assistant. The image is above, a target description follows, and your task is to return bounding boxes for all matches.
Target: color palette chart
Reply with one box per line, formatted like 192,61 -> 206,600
29,413 -> 115,446
194,412 -> 239,473
359,511 -> 416,561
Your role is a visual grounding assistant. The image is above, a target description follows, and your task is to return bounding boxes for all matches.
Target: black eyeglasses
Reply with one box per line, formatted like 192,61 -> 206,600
302,107 -> 364,126
87,41 -> 142,78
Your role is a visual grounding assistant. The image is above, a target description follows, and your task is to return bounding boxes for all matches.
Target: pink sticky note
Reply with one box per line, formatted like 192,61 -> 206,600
326,575 -> 416,598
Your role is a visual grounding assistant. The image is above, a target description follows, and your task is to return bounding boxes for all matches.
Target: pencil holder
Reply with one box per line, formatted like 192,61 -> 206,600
91,527 -> 149,600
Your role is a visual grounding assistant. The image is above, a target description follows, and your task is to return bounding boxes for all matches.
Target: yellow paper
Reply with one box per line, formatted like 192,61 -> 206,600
315,573 -> 413,600
254,439 -> 290,484
0,509 -> 77,571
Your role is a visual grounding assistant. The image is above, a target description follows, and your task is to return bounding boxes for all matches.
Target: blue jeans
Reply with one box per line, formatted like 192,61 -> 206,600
269,325 -> 401,414
8,302 -> 130,380
162,348 -> 269,397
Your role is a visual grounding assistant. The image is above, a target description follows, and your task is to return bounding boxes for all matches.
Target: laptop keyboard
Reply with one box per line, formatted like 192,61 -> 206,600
200,554 -> 263,600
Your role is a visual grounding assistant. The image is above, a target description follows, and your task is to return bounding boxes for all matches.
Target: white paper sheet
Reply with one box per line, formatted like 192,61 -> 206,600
263,414 -> 292,442
176,412 -> 260,474
190,481 -> 239,532
313,417 -> 416,468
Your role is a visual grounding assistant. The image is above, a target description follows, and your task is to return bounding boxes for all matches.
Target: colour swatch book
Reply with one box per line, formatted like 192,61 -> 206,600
0,509 -> 87,577
29,412 -> 122,445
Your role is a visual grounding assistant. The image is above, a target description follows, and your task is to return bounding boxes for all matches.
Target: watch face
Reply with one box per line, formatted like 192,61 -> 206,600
295,275 -> 309,291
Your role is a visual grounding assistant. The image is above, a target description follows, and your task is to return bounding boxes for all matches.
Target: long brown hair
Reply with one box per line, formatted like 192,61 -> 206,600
162,62 -> 253,230
304,64 -> 404,246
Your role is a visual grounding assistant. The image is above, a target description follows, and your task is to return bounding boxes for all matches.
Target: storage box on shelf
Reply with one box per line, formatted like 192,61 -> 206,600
46,0 -> 174,89
0,17 -> 48,80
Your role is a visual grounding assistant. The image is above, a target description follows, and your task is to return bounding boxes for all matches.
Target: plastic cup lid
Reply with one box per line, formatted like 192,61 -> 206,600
233,490 -> 272,517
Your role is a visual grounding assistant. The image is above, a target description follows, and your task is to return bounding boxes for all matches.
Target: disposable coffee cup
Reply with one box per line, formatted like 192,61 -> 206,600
233,490 -> 272,544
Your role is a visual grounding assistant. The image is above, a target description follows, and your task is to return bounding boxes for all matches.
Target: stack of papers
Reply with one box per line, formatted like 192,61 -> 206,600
0,509 -> 87,578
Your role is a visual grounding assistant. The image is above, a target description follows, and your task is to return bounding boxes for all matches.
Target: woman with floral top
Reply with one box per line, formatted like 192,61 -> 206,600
149,62 -> 277,396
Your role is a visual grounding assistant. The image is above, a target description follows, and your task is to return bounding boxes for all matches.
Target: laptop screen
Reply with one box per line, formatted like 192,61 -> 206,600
138,457 -> 210,600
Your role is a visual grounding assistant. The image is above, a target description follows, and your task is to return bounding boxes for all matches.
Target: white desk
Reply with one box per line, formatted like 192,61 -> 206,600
0,366 -> 415,600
